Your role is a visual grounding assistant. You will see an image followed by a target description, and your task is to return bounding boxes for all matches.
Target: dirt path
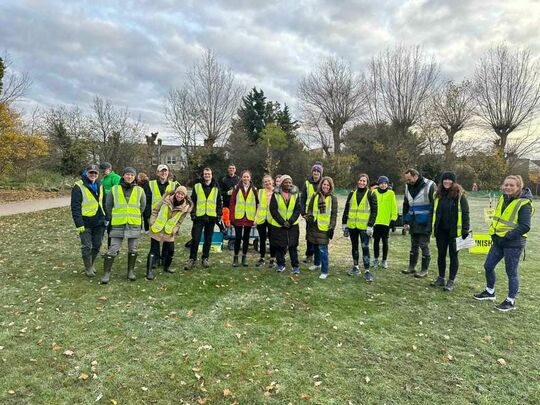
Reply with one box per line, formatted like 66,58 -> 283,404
0,197 -> 71,217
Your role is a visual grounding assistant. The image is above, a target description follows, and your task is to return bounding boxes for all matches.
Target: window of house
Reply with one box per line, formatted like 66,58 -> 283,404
166,156 -> 177,165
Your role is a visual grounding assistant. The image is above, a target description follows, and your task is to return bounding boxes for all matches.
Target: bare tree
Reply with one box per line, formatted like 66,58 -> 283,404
364,58 -> 385,127
0,55 -> 31,104
432,80 -> 477,164
164,87 -> 198,160
474,44 -> 540,154
297,56 -> 365,154
369,45 -> 439,134
505,124 -> 540,172
298,107 -> 333,158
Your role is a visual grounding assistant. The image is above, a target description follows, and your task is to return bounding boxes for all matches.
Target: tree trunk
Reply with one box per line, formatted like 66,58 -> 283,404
444,129 -> 456,166
332,126 -> 342,155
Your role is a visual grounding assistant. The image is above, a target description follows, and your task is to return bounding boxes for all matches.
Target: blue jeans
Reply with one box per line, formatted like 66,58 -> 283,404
314,244 -> 329,274
484,243 -> 523,299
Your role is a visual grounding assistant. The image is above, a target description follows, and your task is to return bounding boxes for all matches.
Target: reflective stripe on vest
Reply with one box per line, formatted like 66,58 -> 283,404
405,178 -> 434,224
489,196 -> 532,238
271,193 -> 299,227
150,180 -> 175,209
111,185 -> 143,226
347,190 -> 370,230
235,187 -> 256,221
75,180 -> 104,217
151,205 -> 182,234
256,189 -> 272,225
305,181 -> 315,203
432,195 -> 463,236
313,195 -> 332,231
195,183 -> 218,217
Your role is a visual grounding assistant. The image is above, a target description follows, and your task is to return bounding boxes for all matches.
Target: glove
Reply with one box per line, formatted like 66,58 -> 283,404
389,220 -> 396,228
327,229 -> 334,240
342,224 -> 349,238
283,221 -> 291,229
77,226 -> 86,234
461,231 -> 469,240
305,214 -> 314,224
366,226 -> 373,237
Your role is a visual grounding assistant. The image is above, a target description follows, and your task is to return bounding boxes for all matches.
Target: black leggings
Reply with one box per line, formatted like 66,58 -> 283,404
150,238 -> 175,261
349,228 -> 370,269
435,230 -> 459,280
373,225 -> 390,260
257,222 -> 276,258
234,225 -> 251,255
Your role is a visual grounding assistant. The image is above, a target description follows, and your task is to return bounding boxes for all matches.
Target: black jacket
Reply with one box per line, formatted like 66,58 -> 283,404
403,176 -> 436,235
269,186 -> 301,248
342,187 -> 378,227
190,178 -> 223,221
219,174 -> 240,208
70,176 -> 106,229
433,191 -> 470,238
492,188 -> 533,248
300,176 -> 321,215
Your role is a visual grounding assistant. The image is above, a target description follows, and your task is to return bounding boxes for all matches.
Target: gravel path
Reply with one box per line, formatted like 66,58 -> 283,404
0,197 -> 71,217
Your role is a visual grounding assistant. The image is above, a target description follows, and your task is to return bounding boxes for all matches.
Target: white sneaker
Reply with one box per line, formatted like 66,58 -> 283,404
381,260 -> 388,269
309,264 -> 321,271
319,273 -> 328,279
371,259 -> 379,268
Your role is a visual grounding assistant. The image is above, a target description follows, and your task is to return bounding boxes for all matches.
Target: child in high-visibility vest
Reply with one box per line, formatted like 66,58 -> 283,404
306,177 -> 338,279
372,176 -> 398,270
255,175 -> 277,268
229,170 -> 258,267
146,186 -> 192,279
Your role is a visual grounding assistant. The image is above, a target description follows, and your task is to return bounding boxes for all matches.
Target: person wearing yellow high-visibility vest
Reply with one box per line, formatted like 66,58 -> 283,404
101,167 -> 146,284
300,163 -> 323,264
185,167 -> 223,270
229,170 -> 259,267
143,164 -> 179,266
306,177 -> 338,279
70,164 -> 106,278
146,186 -> 193,280
430,172 -> 470,292
371,176 -> 398,270
474,175 -> 534,312
269,175 -> 302,274
255,175 -> 277,268
342,173 -> 378,282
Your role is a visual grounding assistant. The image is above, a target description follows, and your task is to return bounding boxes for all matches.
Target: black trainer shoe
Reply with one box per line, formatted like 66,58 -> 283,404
256,258 -> 265,267
364,271 -> 374,282
430,277 -> 445,287
473,290 -> 496,301
495,299 -> 515,312
402,268 -> 416,275
414,269 -> 428,278
443,280 -> 455,292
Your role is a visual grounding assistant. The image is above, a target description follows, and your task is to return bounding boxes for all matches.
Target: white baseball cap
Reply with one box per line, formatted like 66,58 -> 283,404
157,164 -> 169,172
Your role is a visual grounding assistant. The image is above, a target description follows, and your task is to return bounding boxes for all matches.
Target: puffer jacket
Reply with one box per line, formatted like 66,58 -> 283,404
269,185 -> 301,248
149,193 -> 193,242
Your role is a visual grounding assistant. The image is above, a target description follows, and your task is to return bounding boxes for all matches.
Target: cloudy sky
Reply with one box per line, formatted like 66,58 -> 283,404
1,0 -> 539,142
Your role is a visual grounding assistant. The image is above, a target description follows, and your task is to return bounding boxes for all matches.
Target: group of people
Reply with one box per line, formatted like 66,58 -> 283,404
71,161 -> 534,312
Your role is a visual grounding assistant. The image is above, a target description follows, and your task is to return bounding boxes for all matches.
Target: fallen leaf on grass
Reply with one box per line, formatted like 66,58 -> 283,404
497,358 -> 507,365
141,386 -> 148,391
110,400 -> 117,405
8,390 -> 15,394
223,388 -> 233,396
98,296 -> 108,301
79,372 -> 89,381
52,343 -> 61,352
187,310 -> 194,318
224,322 -> 232,328
197,398 -> 209,404
365,376 -> 371,383
314,381 -> 322,387
301,393 -> 311,400
63,350 -> 74,357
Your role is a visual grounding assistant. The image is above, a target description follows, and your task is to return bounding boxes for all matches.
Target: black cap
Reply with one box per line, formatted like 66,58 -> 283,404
441,171 -> 457,182
99,162 -> 112,171
86,164 -> 99,173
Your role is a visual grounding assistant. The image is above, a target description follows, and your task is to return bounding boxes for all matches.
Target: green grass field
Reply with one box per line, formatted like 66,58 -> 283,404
1,196 -> 539,404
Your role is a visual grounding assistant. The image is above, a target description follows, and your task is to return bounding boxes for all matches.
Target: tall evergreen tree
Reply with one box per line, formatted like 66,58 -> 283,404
236,87 -> 268,142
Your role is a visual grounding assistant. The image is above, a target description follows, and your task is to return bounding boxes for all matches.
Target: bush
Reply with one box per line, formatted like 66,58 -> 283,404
0,169 -> 75,191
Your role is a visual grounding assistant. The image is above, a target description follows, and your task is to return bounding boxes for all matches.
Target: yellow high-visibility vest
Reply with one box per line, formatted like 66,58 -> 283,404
374,189 -> 397,226
75,180 -> 104,217
489,196 -> 533,238
151,205 -> 182,234
313,194 -> 332,231
432,195 -> 463,236
149,180 -> 177,209
305,181 -> 315,204
346,190 -> 370,230
111,185 -> 143,226
269,193 -> 299,227
234,186 -> 256,221
195,183 -> 218,217
256,189 -> 273,225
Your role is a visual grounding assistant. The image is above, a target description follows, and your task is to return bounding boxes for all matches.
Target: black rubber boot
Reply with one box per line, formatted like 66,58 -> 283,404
232,255 -> 239,267
100,255 -> 115,284
146,253 -> 155,280
415,255 -> 430,278
163,255 -> 175,273
83,256 -> 95,277
402,251 -> 419,274
242,255 -> 248,267
127,252 -> 137,281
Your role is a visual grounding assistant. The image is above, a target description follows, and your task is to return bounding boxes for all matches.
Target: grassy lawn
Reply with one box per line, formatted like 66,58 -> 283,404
1,196 -> 539,404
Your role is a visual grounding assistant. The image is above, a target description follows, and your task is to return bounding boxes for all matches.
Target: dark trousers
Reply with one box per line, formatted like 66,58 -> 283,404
373,225 -> 390,260
234,225 -> 251,255
349,228 -> 370,269
276,246 -> 299,268
435,230 -> 458,280
150,238 -> 174,262
257,222 -> 276,258
142,216 -> 150,232
410,233 -> 430,257
79,226 -> 106,257
190,218 -> 215,260
305,223 -> 314,257
484,243 -> 523,299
